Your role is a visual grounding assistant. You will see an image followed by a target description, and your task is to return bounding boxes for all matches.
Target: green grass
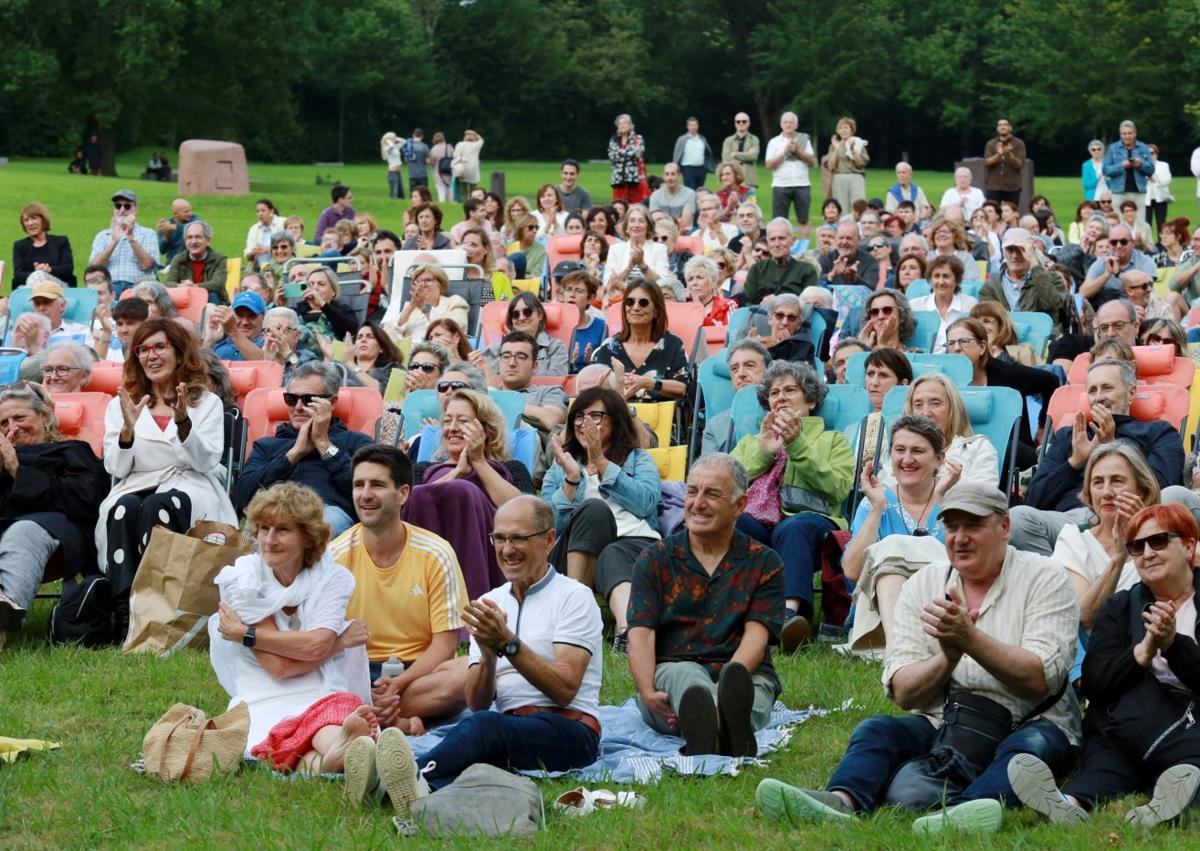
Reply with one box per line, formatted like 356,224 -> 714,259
5,151 -> 1199,293
0,600 -> 1193,849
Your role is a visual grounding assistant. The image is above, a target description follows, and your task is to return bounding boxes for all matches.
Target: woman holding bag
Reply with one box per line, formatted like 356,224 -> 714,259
608,114 -> 648,204
210,482 -> 375,772
97,318 -> 237,643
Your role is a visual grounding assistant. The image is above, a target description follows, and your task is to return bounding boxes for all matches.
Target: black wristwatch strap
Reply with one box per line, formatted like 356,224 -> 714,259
242,625 -> 256,648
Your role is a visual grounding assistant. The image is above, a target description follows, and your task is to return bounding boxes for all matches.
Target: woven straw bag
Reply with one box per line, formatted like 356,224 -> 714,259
142,702 -> 249,783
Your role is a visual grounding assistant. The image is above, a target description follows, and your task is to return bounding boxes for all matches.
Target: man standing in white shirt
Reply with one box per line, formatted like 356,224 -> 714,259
1190,143 -> 1200,202
765,112 -> 817,238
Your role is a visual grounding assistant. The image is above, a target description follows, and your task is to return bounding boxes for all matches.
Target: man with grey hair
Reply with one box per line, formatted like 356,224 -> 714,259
260,306 -> 318,382
747,292 -> 814,364
164,219 -> 229,304
232,360 -> 374,536
764,112 -> 816,237
819,221 -> 876,287
702,340 -> 771,454
1103,120 -> 1156,212
743,218 -> 817,304
155,198 -> 201,262
884,162 -> 929,214
1079,222 -> 1155,306
627,453 -> 784,757
1011,357 -> 1183,555
729,201 -> 764,259
39,340 -> 95,394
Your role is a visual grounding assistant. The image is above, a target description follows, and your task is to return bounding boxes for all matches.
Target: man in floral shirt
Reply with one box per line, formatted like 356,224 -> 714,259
627,454 -> 784,757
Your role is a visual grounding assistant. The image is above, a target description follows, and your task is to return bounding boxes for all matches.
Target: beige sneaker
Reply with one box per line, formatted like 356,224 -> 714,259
343,736 -> 381,807
376,728 -> 430,815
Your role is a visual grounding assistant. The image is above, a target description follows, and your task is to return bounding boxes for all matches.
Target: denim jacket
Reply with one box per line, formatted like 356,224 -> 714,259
1102,140 -> 1155,192
541,447 -> 662,534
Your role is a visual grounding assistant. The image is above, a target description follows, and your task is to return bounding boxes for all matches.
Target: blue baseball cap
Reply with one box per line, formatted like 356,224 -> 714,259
231,292 -> 266,314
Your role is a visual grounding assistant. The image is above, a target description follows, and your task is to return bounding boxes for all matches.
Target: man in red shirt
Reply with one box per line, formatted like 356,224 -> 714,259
164,220 -> 229,304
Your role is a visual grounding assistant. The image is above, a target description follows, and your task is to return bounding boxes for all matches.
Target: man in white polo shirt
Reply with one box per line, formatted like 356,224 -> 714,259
765,111 -> 817,238
347,495 -> 602,812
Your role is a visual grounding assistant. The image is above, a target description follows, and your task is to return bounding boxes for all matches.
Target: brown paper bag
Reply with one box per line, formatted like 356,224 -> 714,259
124,521 -> 254,656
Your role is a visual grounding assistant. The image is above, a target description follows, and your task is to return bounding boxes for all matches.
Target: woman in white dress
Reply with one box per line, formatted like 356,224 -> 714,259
210,482 -> 373,771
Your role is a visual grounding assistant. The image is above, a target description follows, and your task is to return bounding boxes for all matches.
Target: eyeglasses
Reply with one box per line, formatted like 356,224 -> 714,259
489,528 -> 553,546
283,392 -> 332,407
1096,320 -> 1131,335
1109,238 -> 1130,246
1099,200 -> 1114,206
868,305 -> 895,318
1126,531 -> 1181,556
134,342 -> 170,359
945,337 -> 981,351
271,245 -> 290,252
510,307 -> 537,321
579,410 -> 610,423
653,235 -> 671,242
437,380 -> 468,393
868,242 -> 888,250
113,202 -> 134,211
41,365 -> 81,377
1125,282 -> 1151,292
410,362 -> 440,373
499,351 -> 531,363
772,311 -> 800,323
735,119 -> 749,124
625,297 -> 652,309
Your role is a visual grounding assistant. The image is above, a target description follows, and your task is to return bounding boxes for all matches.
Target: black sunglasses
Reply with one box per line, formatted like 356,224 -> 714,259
1110,238 -> 1130,246
437,380 -> 468,393
283,392 -> 332,407
113,202 -> 134,210
1126,532 -> 1181,557
510,307 -> 537,320
410,362 -> 440,373
625,297 -> 652,308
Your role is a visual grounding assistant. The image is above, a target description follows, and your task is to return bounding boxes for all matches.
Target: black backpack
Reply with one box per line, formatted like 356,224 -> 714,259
437,155 -> 454,177
49,574 -> 114,647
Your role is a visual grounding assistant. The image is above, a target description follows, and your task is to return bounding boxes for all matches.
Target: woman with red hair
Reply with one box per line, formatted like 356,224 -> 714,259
1009,502 -> 1200,828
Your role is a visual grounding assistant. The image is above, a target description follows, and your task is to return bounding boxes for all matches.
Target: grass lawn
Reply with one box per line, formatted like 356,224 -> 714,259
0,599 -> 1194,849
3,151 -> 1198,293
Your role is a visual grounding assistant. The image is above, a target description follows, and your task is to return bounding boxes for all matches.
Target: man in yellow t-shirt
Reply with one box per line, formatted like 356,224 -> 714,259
330,445 -> 469,734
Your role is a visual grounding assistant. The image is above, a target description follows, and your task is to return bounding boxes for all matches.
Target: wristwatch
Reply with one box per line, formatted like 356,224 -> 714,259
321,445 -> 340,461
497,635 -> 521,658
242,626 -> 256,648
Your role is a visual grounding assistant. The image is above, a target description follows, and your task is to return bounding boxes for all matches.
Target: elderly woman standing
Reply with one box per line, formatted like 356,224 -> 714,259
381,131 -> 405,199
386,263 -> 468,342
450,130 -> 484,197
98,318 -> 236,641
1009,503 -> 1200,829
210,482 -> 373,771
733,360 -> 853,650
40,341 -> 95,395
822,117 -> 870,214
0,383 -> 108,633
608,113 -> 648,204
685,255 -> 734,327
429,132 -> 454,203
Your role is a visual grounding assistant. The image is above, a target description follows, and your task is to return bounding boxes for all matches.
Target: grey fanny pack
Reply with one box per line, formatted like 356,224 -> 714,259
781,485 -> 830,516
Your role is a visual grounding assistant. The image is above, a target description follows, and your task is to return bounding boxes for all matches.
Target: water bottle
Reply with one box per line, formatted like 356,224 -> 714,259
380,654 -> 404,679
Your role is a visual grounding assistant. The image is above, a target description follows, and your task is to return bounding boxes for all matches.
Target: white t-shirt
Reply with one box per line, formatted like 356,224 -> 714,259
1052,524 -> 1139,592
766,134 -> 813,187
468,568 -> 603,718
583,473 -> 660,541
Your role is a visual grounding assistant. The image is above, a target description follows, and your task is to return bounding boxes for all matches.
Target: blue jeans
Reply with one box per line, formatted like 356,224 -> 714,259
418,710 -> 599,790
680,164 -> 707,190
324,505 -> 356,538
387,170 -> 404,199
737,513 -> 836,609
827,714 -> 1073,812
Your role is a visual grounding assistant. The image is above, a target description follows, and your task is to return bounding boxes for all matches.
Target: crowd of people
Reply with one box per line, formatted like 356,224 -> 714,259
8,112 -> 1200,836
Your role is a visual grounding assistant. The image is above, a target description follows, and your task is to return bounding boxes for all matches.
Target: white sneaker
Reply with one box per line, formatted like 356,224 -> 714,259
1126,764 -> 1200,827
376,728 -> 430,815
343,736 -> 382,807
1007,753 -> 1087,824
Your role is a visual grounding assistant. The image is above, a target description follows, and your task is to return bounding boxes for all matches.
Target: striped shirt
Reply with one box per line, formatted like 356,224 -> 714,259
883,546 -> 1082,746
331,522 -> 466,663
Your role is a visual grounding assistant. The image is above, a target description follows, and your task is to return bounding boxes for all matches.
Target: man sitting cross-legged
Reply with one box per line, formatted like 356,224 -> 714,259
628,454 -> 784,756
755,482 -> 1080,837
330,445 -> 470,736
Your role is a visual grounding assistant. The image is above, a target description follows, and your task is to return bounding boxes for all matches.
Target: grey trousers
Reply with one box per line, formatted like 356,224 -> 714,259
0,521 -> 60,610
1008,505 -> 1091,556
636,660 -> 776,735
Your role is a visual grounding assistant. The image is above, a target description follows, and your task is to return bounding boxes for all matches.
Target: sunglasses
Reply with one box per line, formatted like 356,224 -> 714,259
437,380 -> 468,393
1126,531 -> 1181,556
868,242 -> 888,250
1110,238 -> 1130,246
625,297 -> 652,308
868,305 -> 895,317
510,307 -> 537,320
772,311 -> 800,323
1144,334 -> 1173,345
113,202 -> 134,211
735,119 -> 749,124
283,392 -> 332,407
410,362 -> 440,373
653,235 -> 671,242
1125,282 -> 1151,292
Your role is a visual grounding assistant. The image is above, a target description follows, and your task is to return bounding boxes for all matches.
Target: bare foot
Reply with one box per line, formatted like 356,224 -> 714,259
397,716 -> 426,736
321,705 -> 380,772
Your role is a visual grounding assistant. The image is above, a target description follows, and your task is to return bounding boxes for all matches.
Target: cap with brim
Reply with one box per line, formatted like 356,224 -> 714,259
552,260 -> 585,278
30,279 -> 65,301
937,481 -> 1009,520
231,292 -> 266,315
1001,227 -> 1032,249
111,189 -> 138,204
867,197 -> 884,208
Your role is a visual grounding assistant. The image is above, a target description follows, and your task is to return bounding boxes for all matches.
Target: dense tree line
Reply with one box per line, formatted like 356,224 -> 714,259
2,0 -> 1197,172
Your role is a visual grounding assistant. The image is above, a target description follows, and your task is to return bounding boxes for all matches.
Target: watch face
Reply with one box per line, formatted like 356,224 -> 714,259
503,640 -> 519,657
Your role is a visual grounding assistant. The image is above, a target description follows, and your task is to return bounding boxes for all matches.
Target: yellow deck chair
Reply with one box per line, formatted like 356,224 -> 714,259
1156,266 -> 1173,299
511,278 -> 541,296
225,257 -> 242,302
1186,377 -> 1200,450
648,445 -> 688,482
383,368 -> 407,404
631,401 -> 675,447
975,259 -> 988,282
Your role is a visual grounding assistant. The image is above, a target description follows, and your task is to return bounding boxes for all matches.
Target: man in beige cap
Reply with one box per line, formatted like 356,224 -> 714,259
755,482 -> 1080,838
976,227 -> 1069,331
6,276 -> 93,352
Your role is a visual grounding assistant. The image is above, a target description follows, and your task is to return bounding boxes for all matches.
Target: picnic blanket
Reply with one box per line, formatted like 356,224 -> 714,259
405,698 -> 842,785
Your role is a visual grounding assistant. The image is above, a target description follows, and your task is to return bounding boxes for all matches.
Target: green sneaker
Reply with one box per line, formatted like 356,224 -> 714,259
1007,753 -> 1087,824
911,799 -> 1003,835
1126,764 -> 1200,827
756,779 -> 854,825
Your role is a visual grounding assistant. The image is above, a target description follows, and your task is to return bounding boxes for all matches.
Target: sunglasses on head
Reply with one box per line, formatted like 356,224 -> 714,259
625,296 -> 652,308
1126,531 -> 1181,556
411,362 -> 440,373
437,380 -> 468,393
868,305 -> 895,317
283,392 -> 331,407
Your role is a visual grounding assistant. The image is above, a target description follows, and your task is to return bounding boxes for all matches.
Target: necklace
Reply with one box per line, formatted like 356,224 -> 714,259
897,484 -> 936,536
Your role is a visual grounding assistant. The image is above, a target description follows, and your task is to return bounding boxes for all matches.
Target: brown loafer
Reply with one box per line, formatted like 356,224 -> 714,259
781,615 -> 812,654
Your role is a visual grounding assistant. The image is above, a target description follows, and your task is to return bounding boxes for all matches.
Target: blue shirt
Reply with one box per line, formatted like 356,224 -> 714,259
851,488 -> 945,542
570,315 -> 607,371
213,333 -> 265,361
1084,250 -> 1157,294
1000,269 -> 1032,311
